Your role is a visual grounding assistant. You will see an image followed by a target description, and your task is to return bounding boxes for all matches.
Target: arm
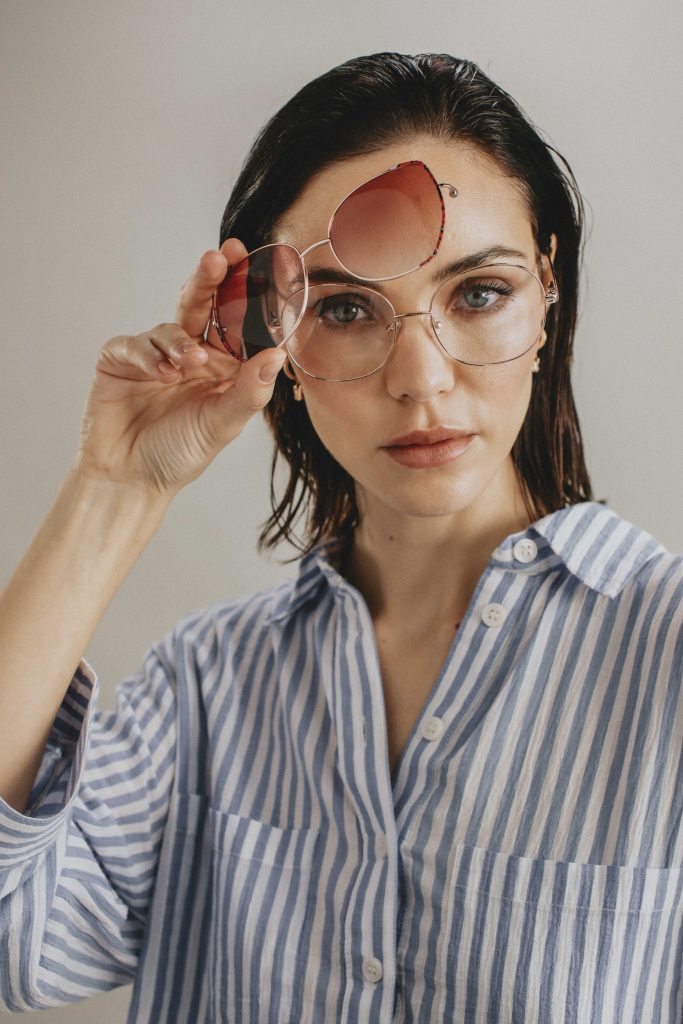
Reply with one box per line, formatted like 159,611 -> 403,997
0,470 -> 168,813
0,238 -> 285,814
0,238 -> 287,1009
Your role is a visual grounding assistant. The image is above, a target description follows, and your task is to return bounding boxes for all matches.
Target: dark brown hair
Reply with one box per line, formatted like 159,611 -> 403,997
219,52 -> 593,557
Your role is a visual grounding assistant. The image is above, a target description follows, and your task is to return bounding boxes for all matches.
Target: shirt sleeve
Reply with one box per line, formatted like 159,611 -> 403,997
0,642 -> 177,1012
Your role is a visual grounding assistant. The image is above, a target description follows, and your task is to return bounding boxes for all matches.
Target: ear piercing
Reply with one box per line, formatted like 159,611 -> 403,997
283,357 -> 304,401
531,356 -> 541,374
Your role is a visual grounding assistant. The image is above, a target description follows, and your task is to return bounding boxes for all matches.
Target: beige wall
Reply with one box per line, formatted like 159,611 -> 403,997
1,0 -> 681,1019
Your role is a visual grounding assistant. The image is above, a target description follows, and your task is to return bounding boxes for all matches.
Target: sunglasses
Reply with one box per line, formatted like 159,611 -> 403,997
210,160 -> 458,362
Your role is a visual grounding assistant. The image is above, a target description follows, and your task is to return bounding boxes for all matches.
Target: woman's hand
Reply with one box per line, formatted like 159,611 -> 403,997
74,238 -> 286,498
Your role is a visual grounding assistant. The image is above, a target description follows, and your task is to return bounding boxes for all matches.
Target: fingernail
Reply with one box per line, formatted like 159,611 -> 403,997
259,356 -> 286,383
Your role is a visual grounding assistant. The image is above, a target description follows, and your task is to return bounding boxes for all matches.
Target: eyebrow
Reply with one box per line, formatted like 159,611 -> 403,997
305,246 -> 529,289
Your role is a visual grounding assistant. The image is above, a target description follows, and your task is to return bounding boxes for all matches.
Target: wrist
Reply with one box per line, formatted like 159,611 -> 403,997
66,459 -> 173,522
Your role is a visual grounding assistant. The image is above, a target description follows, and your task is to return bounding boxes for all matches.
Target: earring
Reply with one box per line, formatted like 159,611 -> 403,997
531,356 -> 541,374
283,357 -> 304,401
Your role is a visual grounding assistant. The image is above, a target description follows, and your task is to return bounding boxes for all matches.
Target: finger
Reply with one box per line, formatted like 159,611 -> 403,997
98,327 -> 207,382
200,346 -> 288,446
219,237 -> 250,266
174,250 -> 227,342
146,323 -> 209,373
175,239 -> 249,342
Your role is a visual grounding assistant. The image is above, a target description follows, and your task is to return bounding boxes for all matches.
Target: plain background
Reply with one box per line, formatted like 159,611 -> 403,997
1,0 -> 681,1019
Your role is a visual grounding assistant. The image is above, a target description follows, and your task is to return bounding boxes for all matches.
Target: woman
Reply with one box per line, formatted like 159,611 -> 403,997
0,52 -> 681,1024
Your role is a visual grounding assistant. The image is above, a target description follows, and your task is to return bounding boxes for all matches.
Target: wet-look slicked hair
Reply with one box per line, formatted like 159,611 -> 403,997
219,52 -> 593,557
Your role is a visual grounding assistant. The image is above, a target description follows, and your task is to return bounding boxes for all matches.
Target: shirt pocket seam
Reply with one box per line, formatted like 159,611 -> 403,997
449,841 -> 681,915
208,807 -> 320,874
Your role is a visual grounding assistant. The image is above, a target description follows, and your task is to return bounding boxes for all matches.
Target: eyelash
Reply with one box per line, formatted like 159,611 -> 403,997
315,295 -> 372,318
461,280 -> 513,298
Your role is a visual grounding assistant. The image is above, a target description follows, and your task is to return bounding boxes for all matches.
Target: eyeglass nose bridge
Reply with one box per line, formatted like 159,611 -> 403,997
388,309 -> 444,339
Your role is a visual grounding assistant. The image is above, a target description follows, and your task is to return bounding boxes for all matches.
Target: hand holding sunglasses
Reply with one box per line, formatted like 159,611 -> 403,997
76,243 -> 287,500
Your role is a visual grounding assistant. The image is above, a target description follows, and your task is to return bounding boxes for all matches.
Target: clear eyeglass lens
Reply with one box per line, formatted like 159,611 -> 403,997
283,284 -> 396,381
431,263 -> 547,365
282,265 -> 548,381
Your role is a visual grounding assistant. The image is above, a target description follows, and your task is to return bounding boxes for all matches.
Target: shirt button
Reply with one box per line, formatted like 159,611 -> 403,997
481,603 -> 507,628
421,716 -> 445,741
513,538 -> 538,563
363,956 -> 384,983
375,834 -> 387,859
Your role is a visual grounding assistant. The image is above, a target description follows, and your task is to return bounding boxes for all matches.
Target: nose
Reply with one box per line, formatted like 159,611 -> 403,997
383,311 -> 458,402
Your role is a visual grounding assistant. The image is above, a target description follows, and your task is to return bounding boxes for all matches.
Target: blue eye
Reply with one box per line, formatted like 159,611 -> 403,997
464,285 -> 495,309
460,282 -> 512,310
320,299 -> 366,323
312,292 -> 376,328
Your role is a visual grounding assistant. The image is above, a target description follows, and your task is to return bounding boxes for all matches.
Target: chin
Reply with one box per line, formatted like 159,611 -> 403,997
359,473 -> 488,520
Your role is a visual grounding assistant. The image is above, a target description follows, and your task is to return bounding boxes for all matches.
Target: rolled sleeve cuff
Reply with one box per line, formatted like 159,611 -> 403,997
0,659 -> 98,869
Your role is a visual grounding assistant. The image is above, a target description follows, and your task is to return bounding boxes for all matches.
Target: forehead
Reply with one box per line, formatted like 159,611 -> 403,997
274,136 -> 536,257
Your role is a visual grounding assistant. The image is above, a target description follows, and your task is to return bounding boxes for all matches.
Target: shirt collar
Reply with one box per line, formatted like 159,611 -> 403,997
269,502 -> 665,621
268,539 -> 345,622
493,501 -> 665,598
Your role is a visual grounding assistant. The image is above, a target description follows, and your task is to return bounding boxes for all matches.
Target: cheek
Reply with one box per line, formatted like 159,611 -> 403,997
299,383 -> 369,465
472,363 -> 534,443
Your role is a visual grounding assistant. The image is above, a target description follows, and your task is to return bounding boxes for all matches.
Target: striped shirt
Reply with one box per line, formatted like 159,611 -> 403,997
1,501 -> 682,1023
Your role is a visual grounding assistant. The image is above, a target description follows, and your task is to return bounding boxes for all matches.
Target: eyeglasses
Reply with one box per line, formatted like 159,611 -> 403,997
282,262 -> 559,381
210,161 -> 458,362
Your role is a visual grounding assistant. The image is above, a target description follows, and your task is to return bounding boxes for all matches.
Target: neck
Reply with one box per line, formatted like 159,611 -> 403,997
344,465 -> 532,632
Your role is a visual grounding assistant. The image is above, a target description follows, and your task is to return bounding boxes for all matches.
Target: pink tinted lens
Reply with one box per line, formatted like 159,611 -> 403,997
329,161 -> 445,280
213,244 -> 305,360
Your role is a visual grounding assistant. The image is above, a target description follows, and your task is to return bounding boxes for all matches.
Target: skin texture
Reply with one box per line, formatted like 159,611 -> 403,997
275,138 -> 559,771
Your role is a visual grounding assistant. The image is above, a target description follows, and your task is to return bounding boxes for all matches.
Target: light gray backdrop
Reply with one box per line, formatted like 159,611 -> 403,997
1,0 -> 681,1020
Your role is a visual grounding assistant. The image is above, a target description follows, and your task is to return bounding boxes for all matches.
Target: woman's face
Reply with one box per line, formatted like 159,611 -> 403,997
274,138 -> 555,525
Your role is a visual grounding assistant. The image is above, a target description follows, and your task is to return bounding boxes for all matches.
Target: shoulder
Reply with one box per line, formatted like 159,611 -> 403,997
532,501 -> 682,601
531,503 -> 682,670
137,542 -> 336,695
166,575 -> 301,656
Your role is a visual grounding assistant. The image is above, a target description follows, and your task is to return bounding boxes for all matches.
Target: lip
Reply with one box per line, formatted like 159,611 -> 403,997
381,427 -> 477,469
383,427 -> 474,447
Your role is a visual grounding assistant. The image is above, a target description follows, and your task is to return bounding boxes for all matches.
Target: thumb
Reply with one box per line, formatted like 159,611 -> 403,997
207,347 -> 289,442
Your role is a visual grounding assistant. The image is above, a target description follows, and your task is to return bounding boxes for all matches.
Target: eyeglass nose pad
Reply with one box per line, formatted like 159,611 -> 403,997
389,312 -> 446,354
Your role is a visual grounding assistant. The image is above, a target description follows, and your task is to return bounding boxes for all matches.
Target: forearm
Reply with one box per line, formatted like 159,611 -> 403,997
0,466 -> 169,812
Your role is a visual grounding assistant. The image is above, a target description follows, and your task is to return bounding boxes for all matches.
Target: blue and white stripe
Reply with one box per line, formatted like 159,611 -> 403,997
1,501 -> 682,1022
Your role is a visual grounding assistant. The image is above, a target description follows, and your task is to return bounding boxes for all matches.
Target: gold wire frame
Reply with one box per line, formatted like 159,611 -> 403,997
284,260 -> 559,382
